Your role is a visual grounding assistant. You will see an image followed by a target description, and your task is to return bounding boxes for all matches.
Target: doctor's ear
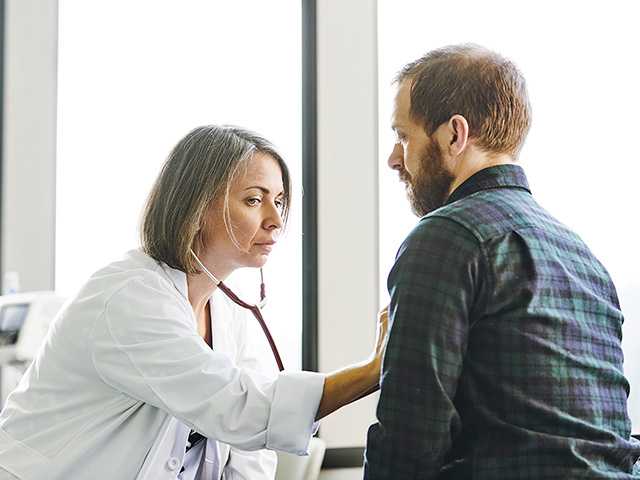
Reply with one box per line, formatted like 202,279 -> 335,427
446,115 -> 469,156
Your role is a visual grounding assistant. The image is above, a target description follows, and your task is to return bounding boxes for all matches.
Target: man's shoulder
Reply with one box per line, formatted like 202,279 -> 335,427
398,214 -> 483,268
425,187 -> 540,242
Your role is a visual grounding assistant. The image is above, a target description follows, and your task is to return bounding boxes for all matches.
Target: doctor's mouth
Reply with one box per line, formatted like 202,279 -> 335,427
253,241 -> 277,253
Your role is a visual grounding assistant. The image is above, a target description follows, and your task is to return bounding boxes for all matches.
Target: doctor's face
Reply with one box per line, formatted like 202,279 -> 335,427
203,153 -> 285,271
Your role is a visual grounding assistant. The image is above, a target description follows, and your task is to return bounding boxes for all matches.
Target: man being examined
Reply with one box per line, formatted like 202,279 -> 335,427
365,44 -> 640,479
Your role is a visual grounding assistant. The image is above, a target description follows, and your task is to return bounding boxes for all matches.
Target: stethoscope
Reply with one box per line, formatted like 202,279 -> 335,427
190,250 -> 285,372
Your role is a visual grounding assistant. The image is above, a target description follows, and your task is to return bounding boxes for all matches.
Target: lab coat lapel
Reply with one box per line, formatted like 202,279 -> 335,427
135,417 -> 183,480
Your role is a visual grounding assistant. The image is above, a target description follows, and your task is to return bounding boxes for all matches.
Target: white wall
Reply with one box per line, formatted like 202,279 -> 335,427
1,0 -> 58,292
316,0 -> 379,450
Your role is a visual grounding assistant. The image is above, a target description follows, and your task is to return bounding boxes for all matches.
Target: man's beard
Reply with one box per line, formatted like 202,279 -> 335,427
401,140 -> 455,217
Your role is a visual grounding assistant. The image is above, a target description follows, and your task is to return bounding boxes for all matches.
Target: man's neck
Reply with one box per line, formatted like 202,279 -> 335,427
448,151 -> 515,197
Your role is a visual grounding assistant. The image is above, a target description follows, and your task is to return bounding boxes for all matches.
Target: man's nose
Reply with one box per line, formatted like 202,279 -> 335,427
387,143 -> 403,171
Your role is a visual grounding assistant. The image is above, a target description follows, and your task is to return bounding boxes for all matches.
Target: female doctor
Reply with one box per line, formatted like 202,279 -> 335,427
0,125 -> 388,479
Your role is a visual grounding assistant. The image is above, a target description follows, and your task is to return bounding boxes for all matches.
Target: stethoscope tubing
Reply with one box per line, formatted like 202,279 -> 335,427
217,281 -> 285,372
190,250 -> 285,372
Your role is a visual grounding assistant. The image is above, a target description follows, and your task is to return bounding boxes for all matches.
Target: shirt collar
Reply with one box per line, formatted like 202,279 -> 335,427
445,164 -> 531,205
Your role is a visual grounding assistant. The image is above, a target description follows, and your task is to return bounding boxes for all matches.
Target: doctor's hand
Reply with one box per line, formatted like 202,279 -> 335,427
315,305 -> 390,421
373,306 -> 389,360
370,305 -> 389,377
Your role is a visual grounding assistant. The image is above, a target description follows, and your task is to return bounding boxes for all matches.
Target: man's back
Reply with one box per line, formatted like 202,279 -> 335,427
365,165 -> 640,479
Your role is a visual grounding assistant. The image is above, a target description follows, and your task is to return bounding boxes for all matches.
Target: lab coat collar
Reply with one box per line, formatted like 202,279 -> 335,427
159,262 -> 189,300
125,250 -> 224,322
125,249 -> 190,300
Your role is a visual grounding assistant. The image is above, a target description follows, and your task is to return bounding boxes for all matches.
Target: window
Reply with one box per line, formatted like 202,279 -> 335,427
378,0 -> 640,425
57,1 -> 303,368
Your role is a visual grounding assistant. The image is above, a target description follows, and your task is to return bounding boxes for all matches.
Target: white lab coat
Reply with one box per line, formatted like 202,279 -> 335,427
0,250 -> 324,479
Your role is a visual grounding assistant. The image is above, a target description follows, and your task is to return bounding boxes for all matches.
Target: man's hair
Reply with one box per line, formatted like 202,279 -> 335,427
140,125 -> 291,273
396,44 -> 531,157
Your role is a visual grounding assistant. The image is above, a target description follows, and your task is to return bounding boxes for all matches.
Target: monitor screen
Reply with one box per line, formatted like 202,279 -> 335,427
0,303 -> 29,332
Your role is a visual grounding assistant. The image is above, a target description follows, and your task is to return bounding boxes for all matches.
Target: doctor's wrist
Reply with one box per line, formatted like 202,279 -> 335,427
316,359 -> 379,420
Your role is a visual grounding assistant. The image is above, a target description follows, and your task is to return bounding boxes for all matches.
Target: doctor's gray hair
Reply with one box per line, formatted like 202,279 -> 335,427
140,125 -> 291,273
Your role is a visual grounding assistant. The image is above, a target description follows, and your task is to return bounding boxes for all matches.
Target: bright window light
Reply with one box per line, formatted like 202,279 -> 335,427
378,0 -> 640,426
57,0 -> 302,369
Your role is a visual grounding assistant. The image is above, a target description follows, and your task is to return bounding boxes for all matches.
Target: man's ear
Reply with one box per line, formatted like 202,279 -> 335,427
446,115 -> 469,156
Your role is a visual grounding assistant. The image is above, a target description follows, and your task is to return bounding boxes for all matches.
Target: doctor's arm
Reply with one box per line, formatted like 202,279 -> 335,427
223,299 -> 387,478
91,276 -> 324,455
316,302 -> 387,420
363,217 -> 485,480
90,275 -> 386,457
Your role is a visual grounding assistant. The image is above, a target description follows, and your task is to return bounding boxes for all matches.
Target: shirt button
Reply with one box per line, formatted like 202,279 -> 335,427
166,457 -> 180,471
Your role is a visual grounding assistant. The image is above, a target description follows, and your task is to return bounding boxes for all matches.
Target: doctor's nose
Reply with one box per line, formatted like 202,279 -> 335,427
387,143 -> 404,171
263,203 -> 284,231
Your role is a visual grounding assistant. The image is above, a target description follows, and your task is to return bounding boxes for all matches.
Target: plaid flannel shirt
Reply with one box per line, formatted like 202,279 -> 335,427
364,164 -> 640,479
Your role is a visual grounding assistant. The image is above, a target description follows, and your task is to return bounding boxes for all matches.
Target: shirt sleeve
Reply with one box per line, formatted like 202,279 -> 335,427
89,273 -> 325,455
364,216 -> 486,479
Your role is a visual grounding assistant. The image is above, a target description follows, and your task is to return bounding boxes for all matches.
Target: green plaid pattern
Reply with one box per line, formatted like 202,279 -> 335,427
364,165 -> 640,479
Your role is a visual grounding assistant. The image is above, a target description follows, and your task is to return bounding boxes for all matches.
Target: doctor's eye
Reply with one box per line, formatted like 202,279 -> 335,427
274,198 -> 284,210
246,197 -> 262,207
